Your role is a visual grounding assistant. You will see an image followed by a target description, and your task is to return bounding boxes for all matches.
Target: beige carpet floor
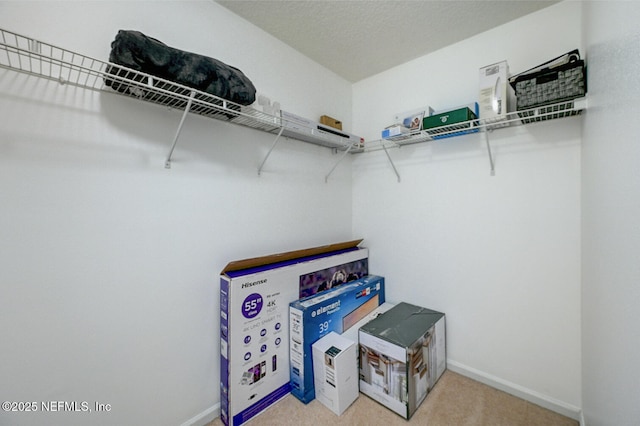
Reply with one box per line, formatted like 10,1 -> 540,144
208,370 -> 578,426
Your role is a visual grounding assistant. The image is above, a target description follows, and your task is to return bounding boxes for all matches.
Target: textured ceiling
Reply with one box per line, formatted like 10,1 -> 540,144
216,0 -> 559,82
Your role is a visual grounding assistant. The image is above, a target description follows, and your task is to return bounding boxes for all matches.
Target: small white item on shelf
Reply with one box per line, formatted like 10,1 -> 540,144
255,93 -> 281,116
394,106 -> 434,130
382,124 -> 410,139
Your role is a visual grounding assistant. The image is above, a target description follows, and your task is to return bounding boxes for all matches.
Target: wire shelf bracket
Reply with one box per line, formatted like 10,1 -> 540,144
484,129 -> 496,176
165,91 -> 196,169
325,143 -> 355,183
257,125 -> 285,176
382,144 -> 401,182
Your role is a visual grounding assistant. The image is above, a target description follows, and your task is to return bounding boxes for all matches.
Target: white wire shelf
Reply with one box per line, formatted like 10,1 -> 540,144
352,97 -> 587,181
356,97 -> 587,154
0,28 -> 587,179
0,27 -> 358,171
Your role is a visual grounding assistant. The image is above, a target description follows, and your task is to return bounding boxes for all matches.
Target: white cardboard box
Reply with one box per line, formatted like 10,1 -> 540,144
219,240 -> 368,426
280,110 -> 365,149
394,106 -> 434,130
359,302 -> 446,419
381,125 -> 410,139
313,332 -> 359,415
479,61 -> 509,124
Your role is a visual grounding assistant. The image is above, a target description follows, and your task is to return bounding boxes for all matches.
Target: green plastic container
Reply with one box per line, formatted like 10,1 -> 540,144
422,106 -> 478,139
423,107 -> 477,129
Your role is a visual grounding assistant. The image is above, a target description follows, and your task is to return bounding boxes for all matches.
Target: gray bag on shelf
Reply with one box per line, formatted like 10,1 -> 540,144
105,30 -> 256,107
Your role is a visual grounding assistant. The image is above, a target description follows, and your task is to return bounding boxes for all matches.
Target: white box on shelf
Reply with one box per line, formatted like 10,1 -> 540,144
312,332 -> 359,415
479,61 -> 510,124
381,125 -> 410,139
280,110 -> 364,149
393,106 -> 434,131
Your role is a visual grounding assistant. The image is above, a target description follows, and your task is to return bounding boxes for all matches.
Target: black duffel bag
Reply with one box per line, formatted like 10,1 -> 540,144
105,30 -> 256,106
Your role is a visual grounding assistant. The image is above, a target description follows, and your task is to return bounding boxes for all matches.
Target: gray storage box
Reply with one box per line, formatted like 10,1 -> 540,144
358,302 -> 446,419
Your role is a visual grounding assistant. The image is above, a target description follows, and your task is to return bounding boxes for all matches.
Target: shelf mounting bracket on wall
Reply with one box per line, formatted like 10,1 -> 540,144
257,125 -> 286,176
165,91 -> 196,169
484,129 -> 496,176
325,143 -> 355,183
382,144 -> 401,183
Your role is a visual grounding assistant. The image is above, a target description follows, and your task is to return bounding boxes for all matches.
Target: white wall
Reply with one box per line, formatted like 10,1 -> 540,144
7,1 -> 639,425
352,1 -> 583,417
582,2 -> 640,425
0,2 -> 353,425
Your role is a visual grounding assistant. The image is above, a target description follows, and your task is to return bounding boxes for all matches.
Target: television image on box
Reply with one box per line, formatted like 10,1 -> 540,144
342,294 -> 380,331
403,111 -> 425,130
298,258 -> 368,298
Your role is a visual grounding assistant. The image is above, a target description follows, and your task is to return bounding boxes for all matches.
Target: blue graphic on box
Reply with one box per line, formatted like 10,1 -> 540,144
242,293 -> 263,319
289,275 -> 385,403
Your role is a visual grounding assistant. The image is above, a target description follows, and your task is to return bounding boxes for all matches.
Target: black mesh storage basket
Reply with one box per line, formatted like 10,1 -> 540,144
510,50 -> 586,124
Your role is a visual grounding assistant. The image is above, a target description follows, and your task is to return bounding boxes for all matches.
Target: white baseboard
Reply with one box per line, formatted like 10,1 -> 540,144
580,410 -> 586,426
447,360 -> 582,421
180,403 -> 220,426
